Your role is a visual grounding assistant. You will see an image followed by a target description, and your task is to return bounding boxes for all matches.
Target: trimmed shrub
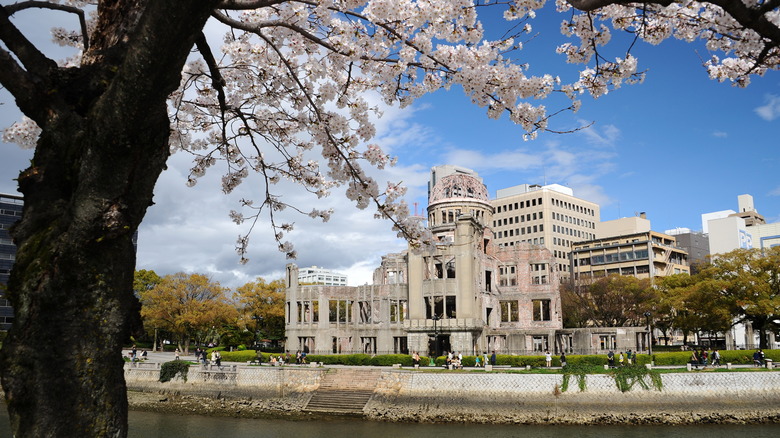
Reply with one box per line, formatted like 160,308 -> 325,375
218,349 -> 259,363
367,354 -> 410,366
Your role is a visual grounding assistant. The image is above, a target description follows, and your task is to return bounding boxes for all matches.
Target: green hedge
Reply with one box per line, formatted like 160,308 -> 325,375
650,349 -> 779,366
217,349 -> 262,363
207,349 -> 780,368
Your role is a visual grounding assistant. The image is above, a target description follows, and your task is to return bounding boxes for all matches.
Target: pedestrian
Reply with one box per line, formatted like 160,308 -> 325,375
607,350 -> 615,368
300,350 -> 307,364
211,350 -> 217,365
474,355 -> 481,367
618,352 -> 624,366
131,345 -> 137,362
490,350 -> 497,366
545,350 -> 552,367
215,351 -> 222,367
712,349 -> 721,367
626,349 -> 632,365
412,351 -> 420,367
175,348 -> 180,361
690,350 -> 700,369
560,352 -> 567,368
140,349 -> 147,361
483,352 -> 489,367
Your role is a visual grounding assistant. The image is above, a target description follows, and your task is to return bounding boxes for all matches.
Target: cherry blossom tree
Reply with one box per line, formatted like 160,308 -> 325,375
0,0 -> 778,436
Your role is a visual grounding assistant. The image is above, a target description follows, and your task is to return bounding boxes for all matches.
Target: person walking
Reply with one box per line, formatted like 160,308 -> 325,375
560,352 -> 567,368
490,351 -> 497,366
545,351 -> 552,367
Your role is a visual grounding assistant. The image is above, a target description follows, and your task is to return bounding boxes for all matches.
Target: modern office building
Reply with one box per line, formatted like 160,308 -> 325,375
570,216 -> 689,283
285,172 -> 646,356
665,228 -> 710,268
0,193 -> 22,331
704,194 -> 770,256
297,266 -> 348,286
491,183 -> 600,281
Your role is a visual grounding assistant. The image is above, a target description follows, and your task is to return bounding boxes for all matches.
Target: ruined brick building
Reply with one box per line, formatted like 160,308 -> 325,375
284,171 -> 646,356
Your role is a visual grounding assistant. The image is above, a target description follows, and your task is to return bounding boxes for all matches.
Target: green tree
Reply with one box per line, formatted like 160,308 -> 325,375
655,274 -> 696,345
132,269 -> 163,348
235,278 -> 286,344
562,275 -> 656,327
139,273 -> 238,353
133,269 -> 162,295
699,248 -> 780,349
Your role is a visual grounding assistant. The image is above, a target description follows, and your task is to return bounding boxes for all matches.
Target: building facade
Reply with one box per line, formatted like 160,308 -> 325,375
570,217 -> 689,283
490,183 -> 600,282
0,193 -> 22,331
666,229 -> 710,268
285,173 -> 646,356
297,266 -> 348,286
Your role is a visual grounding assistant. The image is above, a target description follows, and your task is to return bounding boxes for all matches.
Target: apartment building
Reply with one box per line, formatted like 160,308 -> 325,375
297,266 -> 348,286
491,183 -> 600,281
0,193 -> 22,331
569,217 -> 689,283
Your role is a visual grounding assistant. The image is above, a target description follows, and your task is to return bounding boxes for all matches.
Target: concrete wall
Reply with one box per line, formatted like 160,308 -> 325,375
126,363 -> 780,424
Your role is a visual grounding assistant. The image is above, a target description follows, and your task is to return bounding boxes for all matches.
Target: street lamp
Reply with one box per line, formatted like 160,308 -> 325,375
644,311 -> 653,356
429,314 -> 441,366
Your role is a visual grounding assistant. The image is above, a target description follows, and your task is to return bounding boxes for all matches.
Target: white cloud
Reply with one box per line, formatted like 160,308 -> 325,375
755,94 -> 780,121
769,186 -> 780,197
579,122 -> 621,146
136,105 -> 428,290
712,131 -> 728,138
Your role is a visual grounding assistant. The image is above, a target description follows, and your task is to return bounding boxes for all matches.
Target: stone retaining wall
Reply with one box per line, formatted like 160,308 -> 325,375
124,364 -> 780,424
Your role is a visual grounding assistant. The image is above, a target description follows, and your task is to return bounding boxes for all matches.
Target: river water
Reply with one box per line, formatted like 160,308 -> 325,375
2,408 -> 780,437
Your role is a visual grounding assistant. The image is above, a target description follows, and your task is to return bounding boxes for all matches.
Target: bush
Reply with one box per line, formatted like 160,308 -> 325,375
160,360 -> 190,382
218,349 -> 259,363
368,354 -> 412,366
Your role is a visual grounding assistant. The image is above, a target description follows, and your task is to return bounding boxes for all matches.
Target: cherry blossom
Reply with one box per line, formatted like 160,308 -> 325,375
4,0 -> 779,261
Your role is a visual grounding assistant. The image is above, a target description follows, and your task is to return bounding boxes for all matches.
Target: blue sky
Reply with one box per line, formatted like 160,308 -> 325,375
1,3 -> 778,288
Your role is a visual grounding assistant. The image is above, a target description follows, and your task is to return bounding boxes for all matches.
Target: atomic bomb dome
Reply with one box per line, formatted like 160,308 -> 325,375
427,173 -> 493,229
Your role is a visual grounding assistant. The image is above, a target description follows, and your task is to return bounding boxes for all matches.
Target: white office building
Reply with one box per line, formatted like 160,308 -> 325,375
297,266 -> 348,286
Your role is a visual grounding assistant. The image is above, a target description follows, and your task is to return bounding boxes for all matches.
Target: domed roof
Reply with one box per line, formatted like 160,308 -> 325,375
429,173 -> 490,204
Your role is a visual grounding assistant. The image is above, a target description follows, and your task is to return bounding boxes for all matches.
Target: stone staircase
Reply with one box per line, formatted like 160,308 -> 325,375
304,368 -> 382,415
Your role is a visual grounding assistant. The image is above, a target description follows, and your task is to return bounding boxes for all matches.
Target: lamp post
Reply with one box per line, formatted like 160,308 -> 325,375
429,314 -> 441,366
644,311 -> 653,356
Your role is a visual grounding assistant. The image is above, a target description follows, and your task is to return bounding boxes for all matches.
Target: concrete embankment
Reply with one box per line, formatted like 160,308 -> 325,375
124,363 -> 780,425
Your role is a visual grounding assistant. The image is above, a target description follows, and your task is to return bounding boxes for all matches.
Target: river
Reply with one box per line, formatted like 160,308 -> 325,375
2,408 -> 780,437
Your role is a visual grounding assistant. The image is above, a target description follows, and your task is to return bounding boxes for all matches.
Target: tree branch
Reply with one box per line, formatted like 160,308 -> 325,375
0,6 -> 58,123
706,0 -> 780,45
194,32 -> 229,135
0,5 -> 58,77
4,0 -> 90,49
566,0 -> 673,11
216,0 -> 288,9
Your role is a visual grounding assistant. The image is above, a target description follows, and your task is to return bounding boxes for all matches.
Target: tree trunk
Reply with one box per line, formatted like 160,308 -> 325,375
0,2 -> 217,436
0,107 -> 170,437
